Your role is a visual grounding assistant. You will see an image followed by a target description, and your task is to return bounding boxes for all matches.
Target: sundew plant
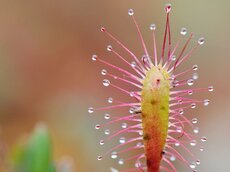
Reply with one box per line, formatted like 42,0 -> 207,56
89,3 -> 213,172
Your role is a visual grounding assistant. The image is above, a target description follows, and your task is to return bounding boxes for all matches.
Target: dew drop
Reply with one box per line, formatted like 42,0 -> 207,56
193,65 -> 198,71
100,140 -> 105,145
103,79 -> 110,87
88,107 -> 94,114
200,147 -> 204,151
188,90 -> 193,95
179,109 -> 184,115
129,91 -> 135,97
118,159 -> 124,165
128,9 -> 134,16
193,127 -> 199,134
192,118 -> 198,124
104,113 -> 110,120
104,129 -> 110,135
129,108 -> 134,114
110,167 -> 118,172
139,130 -> 143,136
190,162 -> 196,169
171,55 -> 176,61
141,55 -> 148,63
187,79 -> 194,86
136,142 -> 142,147
92,54 -> 98,61
111,152 -> 118,159
119,137 -> 126,144
101,69 -> 107,75
180,27 -> 187,35
192,73 -> 199,80
150,24 -> 156,30
175,142 -> 180,147
97,155 -> 102,160
190,140 -> 197,146
203,99 -> 210,106
198,37 -> 205,45
191,103 -> 196,109
165,3 -> 172,13
130,61 -> 136,68
208,86 -> 214,92
196,159 -> 201,165
176,127 -> 182,133
121,123 -> 127,129
170,155 -> 176,161
107,45 -> 113,51
95,124 -> 101,130
201,136 -> 207,142
107,97 -> 113,103
101,27 -> 105,32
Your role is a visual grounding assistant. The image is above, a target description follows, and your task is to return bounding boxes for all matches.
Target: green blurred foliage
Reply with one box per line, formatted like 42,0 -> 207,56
10,124 -> 56,172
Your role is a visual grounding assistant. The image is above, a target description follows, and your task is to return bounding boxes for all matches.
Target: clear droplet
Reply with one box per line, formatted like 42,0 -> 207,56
171,55 -> 176,61
196,159 -> 201,165
92,54 -> 98,61
200,147 -> 204,152
208,86 -> 214,92
130,61 -> 136,68
150,24 -> 156,30
141,55 -> 148,63
191,103 -> 196,109
201,137 -> 207,142
128,9 -> 134,16
129,92 -> 135,98
119,137 -> 126,144
121,123 -> 127,129
190,140 -> 197,146
101,69 -> 107,75
192,118 -> 198,124
111,152 -> 118,159
104,129 -> 110,135
129,108 -> 134,114
180,27 -> 187,35
179,109 -> 184,115
107,45 -> 112,51
175,142 -> 180,147
203,99 -> 210,106
110,167 -> 118,172
107,97 -> 113,103
95,124 -> 101,130
193,65 -> 198,71
193,127 -> 199,134
170,155 -> 176,161
104,113 -> 110,120
101,27 -> 105,32
118,159 -> 124,165
176,127 -> 182,133
190,162 -> 196,169
136,142 -> 142,147
165,3 -> 172,13
187,79 -> 194,86
192,73 -> 199,80
103,79 -> 110,87
198,37 -> 205,45
88,107 -> 94,114
139,130 -> 143,136
97,155 -> 102,160
188,90 -> 193,95
100,140 -> 105,145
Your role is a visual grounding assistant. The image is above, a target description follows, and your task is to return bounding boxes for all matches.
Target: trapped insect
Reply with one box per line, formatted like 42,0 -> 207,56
89,3 -> 213,172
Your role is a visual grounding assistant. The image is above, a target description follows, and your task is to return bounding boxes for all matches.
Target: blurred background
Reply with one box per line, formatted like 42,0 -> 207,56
0,0 -> 229,171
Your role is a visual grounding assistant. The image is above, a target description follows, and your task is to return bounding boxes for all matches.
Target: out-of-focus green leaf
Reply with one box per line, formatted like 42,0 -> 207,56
10,124 -> 56,172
